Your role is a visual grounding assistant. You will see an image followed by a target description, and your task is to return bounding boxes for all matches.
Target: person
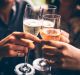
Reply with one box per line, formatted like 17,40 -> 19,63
0,32 -> 41,57
0,29 -> 69,57
46,0 -> 80,48
59,0 -> 80,48
43,0 -> 80,75
42,40 -> 80,70
0,0 -> 27,40
0,1 -> 54,75
0,31 -> 69,75
0,32 -> 41,75
0,0 -> 79,75
0,0 -> 28,75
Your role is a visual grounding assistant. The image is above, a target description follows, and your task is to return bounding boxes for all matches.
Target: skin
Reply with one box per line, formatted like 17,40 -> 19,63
0,29 -> 69,57
40,29 -> 80,70
42,40 -> 80,70
0,32 -> 41,57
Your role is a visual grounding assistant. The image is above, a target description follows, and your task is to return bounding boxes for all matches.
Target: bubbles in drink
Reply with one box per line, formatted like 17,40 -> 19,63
40,28 -> 61,41
23,19 -> 42,35
42,20 -> 55,28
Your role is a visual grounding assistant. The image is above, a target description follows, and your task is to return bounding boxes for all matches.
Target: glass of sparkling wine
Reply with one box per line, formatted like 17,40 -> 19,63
23,5 -> 42,67
41,4 -> 57,14
23,4 -> 42,35
33,14 -> 61,75
41,14 -> 61,41
14,5 -> 42,75
39,4 -> 57,19
40,14 -> 61,72
33,7 -> 58,75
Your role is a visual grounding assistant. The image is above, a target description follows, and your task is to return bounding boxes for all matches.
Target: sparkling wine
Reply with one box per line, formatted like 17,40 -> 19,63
40,28 -> 60,41
42,20 -> 55,28
23,19 -> 42,35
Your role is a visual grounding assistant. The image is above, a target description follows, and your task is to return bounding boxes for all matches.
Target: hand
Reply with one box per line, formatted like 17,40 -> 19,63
58,29 -> 70,43
0,32 -> 41,57
42,41 -> 80,70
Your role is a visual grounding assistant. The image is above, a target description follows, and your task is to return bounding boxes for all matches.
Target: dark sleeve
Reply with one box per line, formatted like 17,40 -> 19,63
72,32 -> 80,48
71,0 -> 80,17
61,23 -> 80,48
8,1 -> 27,32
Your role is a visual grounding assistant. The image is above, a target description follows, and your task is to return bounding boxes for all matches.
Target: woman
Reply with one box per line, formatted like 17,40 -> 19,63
43,0 -> 80,75
0,0 -> 28,75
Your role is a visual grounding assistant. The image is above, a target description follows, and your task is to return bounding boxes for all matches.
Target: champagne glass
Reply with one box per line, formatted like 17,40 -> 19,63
23,5 -> 42,66
33,6 -> 58,75
41,4 -> 57,14
23,4 -> 42,36
40,14 -> 61,74
33,14 -> 61,75
14,5 -> 42,75
39,4 -> 57,19
41,14 -> 61,41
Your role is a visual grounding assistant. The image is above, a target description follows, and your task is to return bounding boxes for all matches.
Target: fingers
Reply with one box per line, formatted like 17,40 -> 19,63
42,44 -> 64,68
21,39 -> 35,49
42,45 -> 63,59
9,50 -> 25,57
12,32 -> 41,42
9,38 -> 35,49
0,32 -> 41,46
5,44 -> 28,53
9,50 -> 18,57
61,30 -> 69,39
4,44 -> 28,57
0,34 -> 14,46
60,35 -> 70,43
41,40 -> 66,48
60,30 -> 70,43
42,45 -> 58,54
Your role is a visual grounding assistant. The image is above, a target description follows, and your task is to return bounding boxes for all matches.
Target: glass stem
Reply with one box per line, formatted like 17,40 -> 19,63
24,48 -> 30,68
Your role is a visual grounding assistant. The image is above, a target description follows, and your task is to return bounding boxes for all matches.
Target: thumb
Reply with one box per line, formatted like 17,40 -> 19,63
50,41 -> 68,49
60,35 -> 70,43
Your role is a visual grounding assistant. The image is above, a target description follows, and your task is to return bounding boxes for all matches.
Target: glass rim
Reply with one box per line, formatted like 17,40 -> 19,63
43,14 -> 61,20
26,4 -> 57,10
26,4 -> 33,9
47,4 -> 57,9
40,4 -> 57,10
